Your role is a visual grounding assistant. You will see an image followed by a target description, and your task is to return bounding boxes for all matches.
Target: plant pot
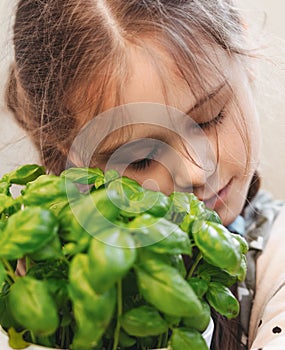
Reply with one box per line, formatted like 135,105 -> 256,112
0,318 -> 214,350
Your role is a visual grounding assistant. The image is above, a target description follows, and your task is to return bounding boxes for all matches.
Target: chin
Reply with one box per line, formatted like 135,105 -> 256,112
215,198 -> 245,227
216,176 -> 252,226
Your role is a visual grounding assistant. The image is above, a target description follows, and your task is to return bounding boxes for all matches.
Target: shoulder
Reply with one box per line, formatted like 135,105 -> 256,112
250,285 -> 285,350
249,204 -> 285,349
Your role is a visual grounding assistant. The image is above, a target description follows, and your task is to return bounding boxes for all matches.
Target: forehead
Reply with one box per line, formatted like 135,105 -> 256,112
71,40 -> 247,164
82,42 -> 242,157
121,40 -> 237,112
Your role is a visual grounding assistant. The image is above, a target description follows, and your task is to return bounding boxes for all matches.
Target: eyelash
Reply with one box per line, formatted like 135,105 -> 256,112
197,109 -> 225,130
128,110 -> 225,172
130,148 -> 158,171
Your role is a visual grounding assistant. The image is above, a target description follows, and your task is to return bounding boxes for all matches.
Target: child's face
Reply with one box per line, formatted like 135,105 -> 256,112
83,43 -> 260,225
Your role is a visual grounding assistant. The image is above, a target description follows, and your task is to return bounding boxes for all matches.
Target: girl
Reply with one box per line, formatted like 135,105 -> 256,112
5,0 -> 285,349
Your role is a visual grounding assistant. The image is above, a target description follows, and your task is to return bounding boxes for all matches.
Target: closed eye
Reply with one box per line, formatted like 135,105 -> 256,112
197,109 -> 225,130
129,147 -> 158,171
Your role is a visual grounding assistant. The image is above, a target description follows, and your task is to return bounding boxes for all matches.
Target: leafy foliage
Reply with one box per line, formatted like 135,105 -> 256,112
0,165 -> 248,350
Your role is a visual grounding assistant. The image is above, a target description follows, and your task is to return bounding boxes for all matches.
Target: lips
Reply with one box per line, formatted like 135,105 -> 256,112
201,179 -> 232,210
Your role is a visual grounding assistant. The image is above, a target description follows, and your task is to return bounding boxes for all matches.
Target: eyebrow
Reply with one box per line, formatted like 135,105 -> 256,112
185,81 -> 227,115
96,134 -> 169,158
96,81 -> 227,158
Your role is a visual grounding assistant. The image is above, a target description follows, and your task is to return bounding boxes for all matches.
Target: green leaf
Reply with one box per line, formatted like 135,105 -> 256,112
138,336 -> 157,349
237,255 -> 247,282
107,176 -> 144,205
9,277 -> 59,336
7,328 -> 30,349
203,208 -> 222,224
0,261 -> 6,287
27,260 -> 71,319
69,254 -> 116,349
119,330 -> 136,347
197,262 -> 237,287
121,190 -> 171,218
163,314 -> 181,327
29,236 -> 63,261
179,214 -> 196,234
231,233 -> 249,254
206,282 -> 240,319
104,169 -> 120,184
61,167 -> 104,187
121,305 -> 168,337
189,197 -> 207,217
143,190 -> 171,217
46,279 -> 70,311
68,188 -> 120,237
183,301 -> 211,332
58,205 -> 91,255
167,192 -> 207,226
0,283 -> 21,330
0,220 -> 5,232
129,214 -> 192,254
87,227 -> 136,293
48,200 -> 69,217
121,270 -> 143,312
170,327 -> 208,350
0,194 -> 14,214
170,192 -> 206,216
1,164 -> 45,185
0,208 -> 58,260
27,259 -> 68,280
22,175 -> 80,207
169,192 -> 192,214
192,221 -> 242,276
135,257 -> 202,317
0,182 -> 10,195
170,254 -> 187,278
187,277 -> 208,298
27,260 -> 69,310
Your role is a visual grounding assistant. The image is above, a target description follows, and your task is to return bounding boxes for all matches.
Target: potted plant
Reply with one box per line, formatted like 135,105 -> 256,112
0,165 -> 247,350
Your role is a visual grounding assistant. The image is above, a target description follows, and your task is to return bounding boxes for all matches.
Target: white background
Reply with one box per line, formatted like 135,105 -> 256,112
0,1 -> 285,199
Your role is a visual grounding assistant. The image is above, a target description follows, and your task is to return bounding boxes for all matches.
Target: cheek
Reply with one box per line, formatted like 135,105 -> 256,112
216,123 -> 248,171
219,104 -> 261,174
124,163 -> 175,195
235,82 -> 262,168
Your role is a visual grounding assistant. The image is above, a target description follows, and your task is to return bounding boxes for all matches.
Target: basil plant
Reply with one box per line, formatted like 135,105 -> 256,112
0,165 -> 248,350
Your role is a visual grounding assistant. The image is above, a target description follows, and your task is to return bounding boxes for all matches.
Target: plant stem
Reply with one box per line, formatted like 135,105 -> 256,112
157,333 -> 163,348
1,258 -> 17,283
112,279 -> 123,350
60,327 -> 66,349
162,331 -> 169,348
187,252 -> 202,279
25,256 -> 31,272
30,331 -> 36,345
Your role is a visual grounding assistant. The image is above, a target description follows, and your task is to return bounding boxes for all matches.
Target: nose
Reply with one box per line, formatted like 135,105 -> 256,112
173,152 -> 216,192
